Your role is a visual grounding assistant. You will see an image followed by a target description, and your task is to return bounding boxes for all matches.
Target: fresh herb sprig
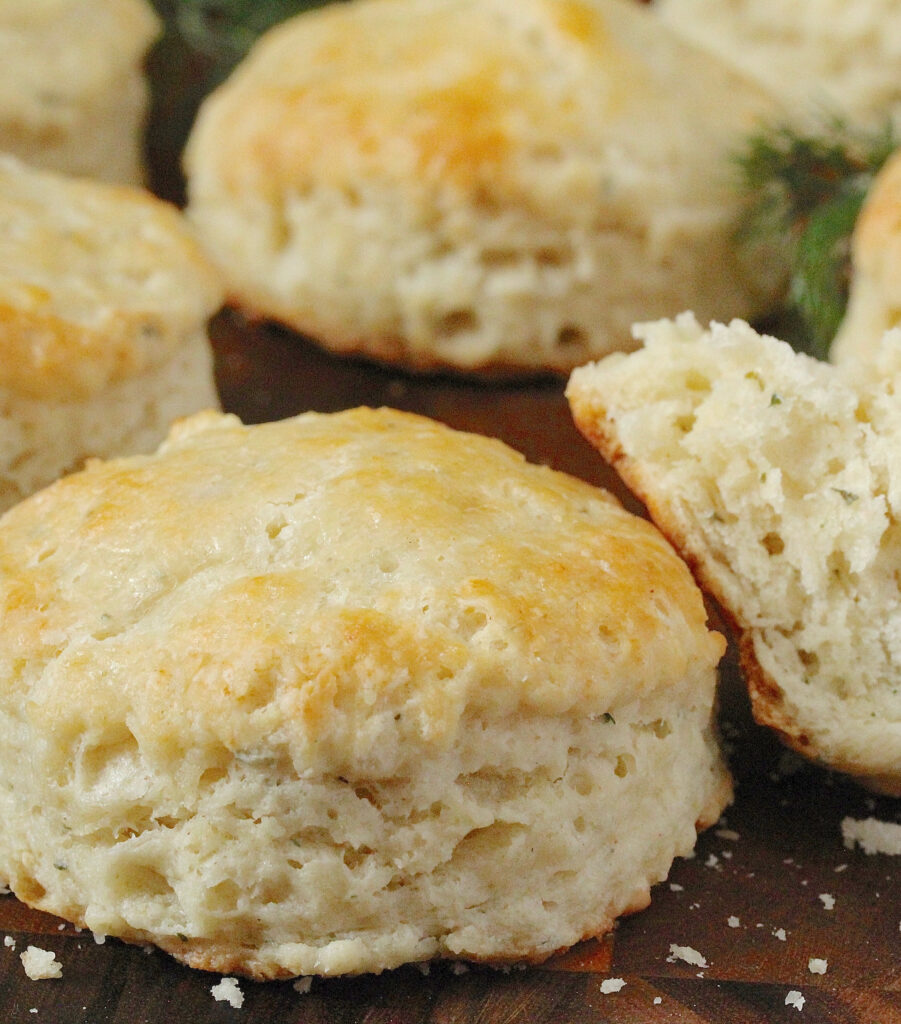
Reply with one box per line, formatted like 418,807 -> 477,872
735,117 -> 898,360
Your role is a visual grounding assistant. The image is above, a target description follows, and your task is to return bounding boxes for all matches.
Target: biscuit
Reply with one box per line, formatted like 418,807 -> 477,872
0,0 -> 160,185
654,0 -> 901,131
0,406 -> 730,979
567,312 -> 901,794
832,149 -> 901,365
184,0 -> 783,375
0,155 -> 224,514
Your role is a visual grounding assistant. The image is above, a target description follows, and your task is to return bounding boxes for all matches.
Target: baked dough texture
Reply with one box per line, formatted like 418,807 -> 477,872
184,0 -> 783,375
0,0 -> 160,185
832,149 -> 901,365
0,406 -> 730,979
567,313 -> 901,795
654,0 -> 901,132
0,155 -> 224,514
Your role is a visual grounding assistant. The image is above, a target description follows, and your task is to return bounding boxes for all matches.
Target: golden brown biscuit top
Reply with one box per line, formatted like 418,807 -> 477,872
0,157 -> 224,401
0,407 -> 723,773
185,0 -> 775,217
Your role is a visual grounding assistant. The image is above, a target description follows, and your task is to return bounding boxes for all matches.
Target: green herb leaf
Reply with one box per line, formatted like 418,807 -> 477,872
734,115 -> 898,359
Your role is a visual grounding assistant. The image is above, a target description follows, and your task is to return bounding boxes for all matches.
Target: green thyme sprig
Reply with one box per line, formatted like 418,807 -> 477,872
735,116 -> 898,360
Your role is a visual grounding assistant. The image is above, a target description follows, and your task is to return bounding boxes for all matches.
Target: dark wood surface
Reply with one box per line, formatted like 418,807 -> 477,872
1,316 -> 899,1023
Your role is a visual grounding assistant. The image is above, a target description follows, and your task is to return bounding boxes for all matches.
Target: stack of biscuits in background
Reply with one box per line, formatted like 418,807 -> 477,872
0,0 -> 899,985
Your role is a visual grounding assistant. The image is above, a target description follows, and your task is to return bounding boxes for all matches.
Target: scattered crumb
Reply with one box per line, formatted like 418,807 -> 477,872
20,946 -> 62,980
808,958 -> 827,975
705,854 -> 720,870
667,944 -> 709,968
727,916 -> 740,928
292,977 -> 313,995
669,883 -> 684,892
722,850 -> 733,860
715,829 -> 740,841
599,978 -> 626,994
92,932 -> 106,945
653,996 -> 662,1004
785,990 -> 805,1011
818,894 -> 835,910
210,977 -> 244,1009
834,864 -> 848,873
773,928 -> 787,942
841,816 -> 901,855
4,935 -> 15,949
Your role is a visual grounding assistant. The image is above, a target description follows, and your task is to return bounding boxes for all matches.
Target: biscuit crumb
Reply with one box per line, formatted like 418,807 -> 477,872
841,816 -> 901,855
208,974 -> 240,1007
667,944 -> 708,968
818,894 -> 835,910
20,946 -> 62,980
292,977 -> 313,995
211,977 -> 244,1008
808,958 -> 828,975
785,990 -> 805,1011
599,978 -> 625,994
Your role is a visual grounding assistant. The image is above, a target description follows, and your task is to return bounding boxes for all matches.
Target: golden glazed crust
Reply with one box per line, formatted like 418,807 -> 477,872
0,156 -> 224,401
0,407 -> 722,774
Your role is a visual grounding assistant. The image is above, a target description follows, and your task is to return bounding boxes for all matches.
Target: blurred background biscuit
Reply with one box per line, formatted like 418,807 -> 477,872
832,149 -> 901,365
654,0 -> 901,132
0,0 -> 160,185
0,155 -> 224,514
184,0 -> 785,376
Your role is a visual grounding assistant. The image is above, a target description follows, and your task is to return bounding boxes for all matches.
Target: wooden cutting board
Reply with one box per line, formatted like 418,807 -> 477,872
1,315 -> 899,1024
